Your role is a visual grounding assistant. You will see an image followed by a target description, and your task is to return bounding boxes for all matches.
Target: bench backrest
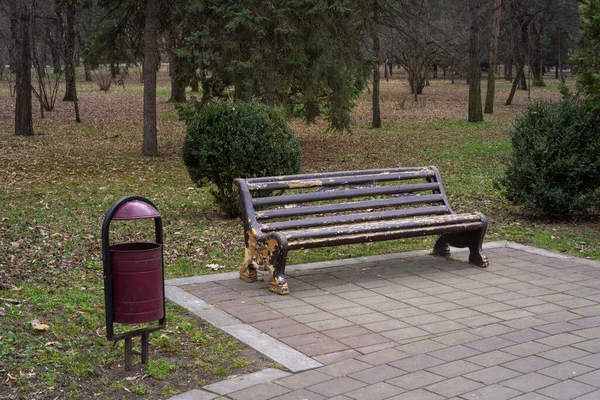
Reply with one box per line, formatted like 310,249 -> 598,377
235,167 -> 455,240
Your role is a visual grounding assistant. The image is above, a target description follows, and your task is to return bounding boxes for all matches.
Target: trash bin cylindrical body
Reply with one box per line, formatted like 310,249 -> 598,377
110,242 -> 164,324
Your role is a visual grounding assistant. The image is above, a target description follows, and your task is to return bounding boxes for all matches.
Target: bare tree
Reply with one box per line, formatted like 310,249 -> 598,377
468,0 -> 483,122
13,0 -> 34,136
372,0 -> 381,128
142,0 -> 159,156
484,0 -> 502,114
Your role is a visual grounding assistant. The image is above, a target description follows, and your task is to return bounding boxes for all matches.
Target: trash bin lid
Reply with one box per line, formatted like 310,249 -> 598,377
110,200 -> 160,220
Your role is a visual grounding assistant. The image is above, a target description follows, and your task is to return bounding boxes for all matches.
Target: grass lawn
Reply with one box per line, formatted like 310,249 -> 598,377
1,70 -> 599,399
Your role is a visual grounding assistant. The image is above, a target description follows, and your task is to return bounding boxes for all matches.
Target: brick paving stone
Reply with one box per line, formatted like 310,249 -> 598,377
472,302 -> 515,314
538,311 -> 582,323
509,393 -> 555,400
524,304 -> 567,315
321,300 -> 364,311
502,317 -> 549,330
502,372 -> 559,392
460,384 -> 522,400
381,326 -> 431,342
464,365 -> 522,385
349,364 -> 406,384
431,345 -> 485,364
504,342 -> 553,357
453,296 -> 496,308
307,377 -> 367,397
279,332 -> 330,347
353,295 -> 397,306
314,349 -> 362,365
500,328 -> 550,344
573,338 -> 600,353
389,354 -> 445,372
306,318 -> 355,331
339,333 -> 391,348
402,296 -> 445,307
573,327 -> 600,339
573,389 -> 600,400
418,301 -> 463,313
293,312 -> 339,324
426,360 -> 482,378
535,322 -> 581,335
279,305 -> 323,317
570,316 -> 600,328
346,313 -> 391,325
345,382 -> 406,400
433,331 -> 482,346
468,323 -> 515,338
240,310 -> 284,323
402,314 -> 447,326
356,341 -> 397,354
275,370 -> 333,390
537,361 -> 593,380
456,315 -> 503,327
419,320 -> 465,334
329,306 -> 374,318
425,376 -> 484,397
502,355 -> 556,373
228,383 -> 290,400
363,319 -> 411,332
252,317 -> 299,332
536,333 -> 587,347
573,369 -> 600,387
270,389 -> 326,400
505,297 -> 547,308
356,348 -> 411,365
387,370 -> 446,390
318,358 -> 372,377
322,326 -> 372,339
396,339 -> 447,355
383,307 -> 428,319
295,339 -> 350,356
492,309 -> 537,320
537,380 -> 596,399
436,308 -> 481,320
537,346 -> 590,362
464,337 -> 516,352
264,322 -> 317,338
387,388 -> 445,400
369,300 -> 412,312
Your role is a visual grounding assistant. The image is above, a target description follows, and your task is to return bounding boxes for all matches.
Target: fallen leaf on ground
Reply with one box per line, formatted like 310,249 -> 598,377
206,263 -> 225,271
30,319 -> 50,331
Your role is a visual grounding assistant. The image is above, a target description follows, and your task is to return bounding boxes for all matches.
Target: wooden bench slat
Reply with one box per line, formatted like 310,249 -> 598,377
252,182 -> 440,207
247,169 -> 435,191
256,194 -> 445,220
245,167 -> 430,184
288,221 -> 484,250
282,213 -> 483,241
261,205 -> 450,232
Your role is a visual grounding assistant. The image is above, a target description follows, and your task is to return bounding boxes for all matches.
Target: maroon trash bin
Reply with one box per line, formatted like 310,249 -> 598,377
110,242 -> 164,324
102,196 -> 166,370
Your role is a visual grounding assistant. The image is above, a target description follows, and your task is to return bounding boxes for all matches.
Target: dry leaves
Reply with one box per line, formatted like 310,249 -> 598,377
30,319 -> 50,331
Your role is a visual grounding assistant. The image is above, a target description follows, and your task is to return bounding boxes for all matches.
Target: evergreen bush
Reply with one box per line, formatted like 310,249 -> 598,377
182,102 -> 302,217
498,100 -> 600,215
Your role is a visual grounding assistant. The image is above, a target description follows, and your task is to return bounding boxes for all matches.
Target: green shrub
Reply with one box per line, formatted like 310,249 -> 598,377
498,100 -> 600,215
182,102 -> 302,217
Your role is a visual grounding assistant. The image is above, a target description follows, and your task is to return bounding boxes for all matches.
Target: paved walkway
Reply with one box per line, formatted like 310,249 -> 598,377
167,242 -> 600,400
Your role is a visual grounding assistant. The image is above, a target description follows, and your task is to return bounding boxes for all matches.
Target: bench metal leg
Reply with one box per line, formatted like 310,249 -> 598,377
240,248 -> 258,282
266,236 -> 290,295
433,227 -> 488,268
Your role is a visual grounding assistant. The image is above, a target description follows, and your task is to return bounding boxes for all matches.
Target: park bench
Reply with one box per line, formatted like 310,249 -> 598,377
234,167 -> 488,295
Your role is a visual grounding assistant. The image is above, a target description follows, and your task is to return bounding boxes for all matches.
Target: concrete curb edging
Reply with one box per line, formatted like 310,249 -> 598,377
165,286 -> 323,373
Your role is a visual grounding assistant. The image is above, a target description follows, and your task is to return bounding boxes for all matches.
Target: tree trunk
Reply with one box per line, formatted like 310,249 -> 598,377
468,0 -> 483,122
484,0 -> 502,114
372,0 -> 381,128
165,28 -> 186,103
78,33 -> 92,81
13,0 -> 34,136
557,35 -> 565,83
505,68 -> 523,105
505,61 -> 512,80
530,20 -> 545,86
142,0 -> 159,157
60,1 -> 78,104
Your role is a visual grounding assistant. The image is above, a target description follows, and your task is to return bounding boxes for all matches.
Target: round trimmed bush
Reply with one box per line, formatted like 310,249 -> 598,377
182,102 -> 302,217
499,100 -> 600,215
